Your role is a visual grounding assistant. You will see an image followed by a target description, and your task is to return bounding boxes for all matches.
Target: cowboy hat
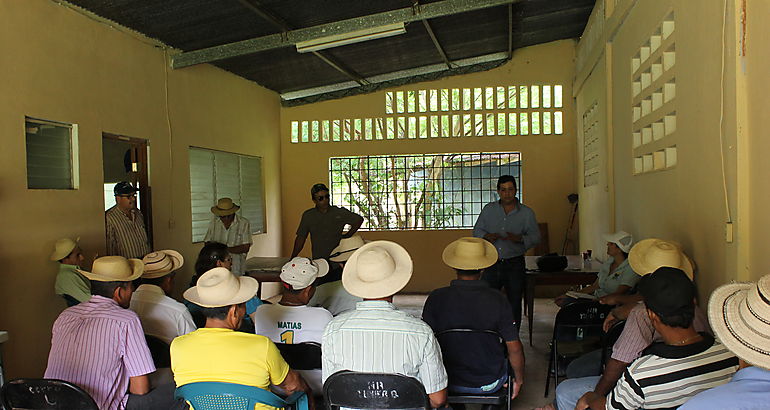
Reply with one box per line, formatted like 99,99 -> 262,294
628,238 -> 694,279
330,235 -> 369,262
442,237 -> 498,270
77,256 -> 143,282
141,250 -> 184,279
342,241 -> 412,299
708,274 -> 770,370
603,231 -> 634,254
280,257 -> 329,290
50,237 -> 79,261
184,267 -> 258,308
211,198 -> 240,217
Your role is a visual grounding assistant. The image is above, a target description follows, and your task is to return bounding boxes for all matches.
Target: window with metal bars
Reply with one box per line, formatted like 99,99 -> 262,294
329,152 -> 521,230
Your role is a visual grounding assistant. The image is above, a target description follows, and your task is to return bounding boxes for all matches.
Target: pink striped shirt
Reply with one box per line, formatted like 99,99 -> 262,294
45,296 -> 155,410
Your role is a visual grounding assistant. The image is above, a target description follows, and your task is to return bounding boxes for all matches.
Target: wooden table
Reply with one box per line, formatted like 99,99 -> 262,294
245,257 -> 290,299
524,256 -> 600,345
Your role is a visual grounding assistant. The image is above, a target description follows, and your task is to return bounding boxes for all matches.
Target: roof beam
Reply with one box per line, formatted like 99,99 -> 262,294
173,0 -> 518,68
421,20 -> 452,69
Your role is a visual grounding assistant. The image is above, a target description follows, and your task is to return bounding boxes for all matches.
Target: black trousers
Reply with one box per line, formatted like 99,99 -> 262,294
481,256 -> 526,326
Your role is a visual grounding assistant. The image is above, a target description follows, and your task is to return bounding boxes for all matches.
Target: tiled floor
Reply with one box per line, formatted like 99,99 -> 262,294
393,294 -> 559,409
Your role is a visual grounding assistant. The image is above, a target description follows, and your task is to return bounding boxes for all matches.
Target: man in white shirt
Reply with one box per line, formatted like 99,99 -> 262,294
130,250 -> 196,345
253,257 -> 332,395
204,198 -> 252,276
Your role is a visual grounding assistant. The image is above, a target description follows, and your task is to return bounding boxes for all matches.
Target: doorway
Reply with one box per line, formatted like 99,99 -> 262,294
102,133 -> 153,248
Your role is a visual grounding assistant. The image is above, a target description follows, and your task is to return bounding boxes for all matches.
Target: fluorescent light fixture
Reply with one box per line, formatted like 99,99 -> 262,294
296,23 -> 406,53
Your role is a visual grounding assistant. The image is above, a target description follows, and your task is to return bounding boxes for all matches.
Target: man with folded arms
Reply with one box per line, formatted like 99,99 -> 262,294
583,267 -> 737,409
322,241 -> 448,408
50,237 -> 90,305
130,249 -> 196,344
423,237 -> 525,399
172,267 -> 312,400
680,273 -> 770,409
44,256 -> 183,410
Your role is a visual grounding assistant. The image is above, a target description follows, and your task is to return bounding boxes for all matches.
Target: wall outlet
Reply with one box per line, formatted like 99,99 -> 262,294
725,222 -> 733,243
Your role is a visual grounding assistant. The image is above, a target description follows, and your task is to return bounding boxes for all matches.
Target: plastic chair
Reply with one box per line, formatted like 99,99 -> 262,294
275,342 -> 322,370
435,329 -> 512,410
1,378 -> 98,409
600,320 -> 626,369
323,371 -> 431,410
176,381 -> 308,410
145,334 -> 171,368
544,301 -> 611,396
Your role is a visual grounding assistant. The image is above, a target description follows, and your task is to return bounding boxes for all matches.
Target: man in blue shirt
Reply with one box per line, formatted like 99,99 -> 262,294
473,175 -> 540,326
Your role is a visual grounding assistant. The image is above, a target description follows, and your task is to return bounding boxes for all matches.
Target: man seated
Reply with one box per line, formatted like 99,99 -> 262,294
680,273 -> 770,409
322,241 -> 448,408
130,250 -> 196,345
45,256 -> 183,410
50,237 -> 90,305
307,235 -> 365,315
550,239 -> 712,410
582,267 -> 737,409
252,257 -> 333,394
423,237 -> 525,398
172,267 -> 312,401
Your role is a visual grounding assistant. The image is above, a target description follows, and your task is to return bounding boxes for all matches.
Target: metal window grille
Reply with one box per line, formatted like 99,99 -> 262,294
329,152 -> 521,231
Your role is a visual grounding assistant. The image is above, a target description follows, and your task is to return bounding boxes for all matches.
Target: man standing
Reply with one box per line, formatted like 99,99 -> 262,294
423,237 -> 525,399
50,237 -> 90,305
473,175 -> 540,326
322,241 -> 448,408
106,181 -> 151,259
291,183 -> 363,260
45,256 -> 183,410
130,250 -> 196,345
204,198 -> 252,276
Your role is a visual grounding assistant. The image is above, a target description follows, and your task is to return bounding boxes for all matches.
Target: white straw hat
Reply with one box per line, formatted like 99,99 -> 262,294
342,241 -> 412,299
141,250 -> 184,279
280,257 -> 329,290
442,237 -> 498,270
77,256 -> 143,282
183,267 -> 258,308
708,274 -> 770,370
603,231 -> 634,253
329,235 -> 369,262
50,237 -> 79,261
628,238 -> 694,279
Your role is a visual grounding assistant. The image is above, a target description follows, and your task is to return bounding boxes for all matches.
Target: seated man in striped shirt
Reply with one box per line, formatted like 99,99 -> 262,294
582,267 -> 738,410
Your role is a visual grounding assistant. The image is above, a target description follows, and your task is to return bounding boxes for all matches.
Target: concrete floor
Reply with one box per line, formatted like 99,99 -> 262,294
393,294 -> 558,409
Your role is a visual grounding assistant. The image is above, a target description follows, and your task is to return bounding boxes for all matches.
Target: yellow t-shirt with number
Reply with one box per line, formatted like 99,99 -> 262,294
171,328 -> 290,409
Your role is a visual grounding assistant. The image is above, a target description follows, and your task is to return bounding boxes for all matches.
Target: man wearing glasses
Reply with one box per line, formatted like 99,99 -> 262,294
291,183 -> 363,263
106,181 -> 151,259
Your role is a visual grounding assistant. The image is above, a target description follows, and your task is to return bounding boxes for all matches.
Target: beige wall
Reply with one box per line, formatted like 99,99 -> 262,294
280,40 -> 578,292
0,0 -> 282,378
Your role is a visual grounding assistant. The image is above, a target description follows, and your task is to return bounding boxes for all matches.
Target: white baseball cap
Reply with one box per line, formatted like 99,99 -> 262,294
603,231 -> 634,253
280,257 -> 329,290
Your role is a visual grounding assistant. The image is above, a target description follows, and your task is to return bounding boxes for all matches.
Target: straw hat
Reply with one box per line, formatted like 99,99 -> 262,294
183,267 -> 258,308
77,256 -> 143,282
603,231 -> 634,253
280,257 -> 329,290
50,237 -> 79,261
329,235 -> 369,262
708,274 -> 770,370
211,198 -> 240,217
442,237 -> 498,270
141,250 -> 184,279
628,238 -> 694,279
342,241 -> 412,299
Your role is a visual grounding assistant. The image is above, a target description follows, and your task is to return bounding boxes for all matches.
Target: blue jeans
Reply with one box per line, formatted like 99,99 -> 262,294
554,376 -> 600,410
449,372 -> 508,394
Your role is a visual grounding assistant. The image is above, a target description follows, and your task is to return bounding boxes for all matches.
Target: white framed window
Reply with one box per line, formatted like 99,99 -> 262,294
188,147 -> 265,242
25,117 -> 79,189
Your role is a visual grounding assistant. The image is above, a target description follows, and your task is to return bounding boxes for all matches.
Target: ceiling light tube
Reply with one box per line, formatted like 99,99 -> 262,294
296,23 -> 406,53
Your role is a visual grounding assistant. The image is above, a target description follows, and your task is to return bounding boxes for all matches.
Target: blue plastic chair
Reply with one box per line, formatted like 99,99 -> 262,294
175,381 -> 309,410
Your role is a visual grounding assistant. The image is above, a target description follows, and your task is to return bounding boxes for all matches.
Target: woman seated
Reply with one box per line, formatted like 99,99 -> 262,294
554,231 -> 639,307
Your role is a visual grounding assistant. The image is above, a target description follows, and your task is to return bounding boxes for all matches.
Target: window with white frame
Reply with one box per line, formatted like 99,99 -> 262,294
329,152 -> 521,230
188,147 -> 265,242
25,117 -> 79,189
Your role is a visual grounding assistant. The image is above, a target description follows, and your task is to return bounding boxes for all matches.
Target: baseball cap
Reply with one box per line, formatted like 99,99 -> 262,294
638,267 -> 695,317
114,181 -> 139,196
280,257 -> 329,290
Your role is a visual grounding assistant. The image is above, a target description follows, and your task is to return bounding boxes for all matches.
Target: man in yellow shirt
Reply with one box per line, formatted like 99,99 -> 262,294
171,267 -> 312,408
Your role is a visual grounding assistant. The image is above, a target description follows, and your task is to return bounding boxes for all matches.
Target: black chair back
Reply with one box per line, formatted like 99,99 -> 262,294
145,334 -> 171,368
275,342 -> 322,370
1,378 -> 98,410
553,301 -> 612,342
323,371 -> 431,410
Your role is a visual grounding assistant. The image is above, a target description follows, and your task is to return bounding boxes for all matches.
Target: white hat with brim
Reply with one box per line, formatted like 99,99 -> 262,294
330,235 -> 369,262
142,250 -> 184,279
708,275 -> 770,370
280,257 -> 329,290
628,238 -> 694,279
603,231 -> 634,254
51,237 -> 79,261
342,241 -> 412,299
442,237 -> 498,270
77,256 -> 144,282
211,198 -> 240,217
184,267 -> 258,308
